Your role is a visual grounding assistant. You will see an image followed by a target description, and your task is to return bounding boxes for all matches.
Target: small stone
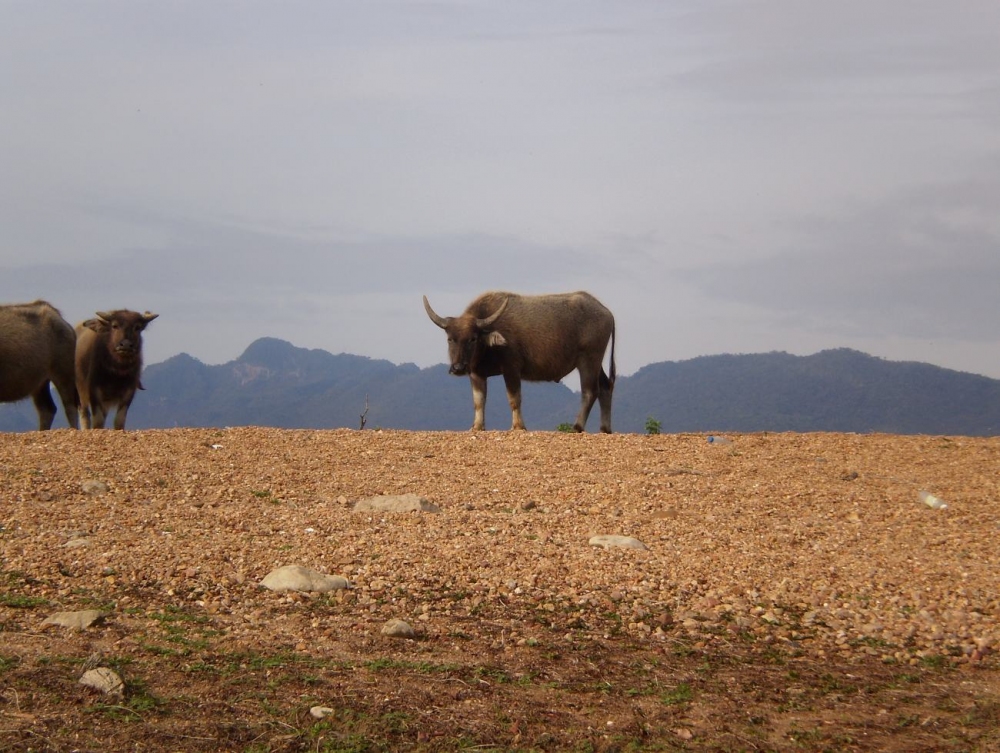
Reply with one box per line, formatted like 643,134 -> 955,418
81,480 -> 109,496
42,610 -> 106,630
310,706 -> 335,719
63,538 -> 92,548
353,494 -> 440,513
588,535 -> 648,550
79,667 -> 124,697
260,565 -> 350,593
382,618 -> 416,638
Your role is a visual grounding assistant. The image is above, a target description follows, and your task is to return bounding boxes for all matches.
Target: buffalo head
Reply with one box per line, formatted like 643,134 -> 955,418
83,310 -> 158,365
423,295 -> 508,376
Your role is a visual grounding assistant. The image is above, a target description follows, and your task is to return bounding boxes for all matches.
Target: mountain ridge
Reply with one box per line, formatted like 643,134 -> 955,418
1,340 -> 997,434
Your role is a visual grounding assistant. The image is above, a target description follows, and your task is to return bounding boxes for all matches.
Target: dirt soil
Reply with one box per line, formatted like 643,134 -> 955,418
2,428 -> 999,752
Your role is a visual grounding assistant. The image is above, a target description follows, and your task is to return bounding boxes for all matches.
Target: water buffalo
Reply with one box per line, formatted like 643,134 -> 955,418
423,291 -> 616,432
0,300 -> 80,430
75,309 -> 158,430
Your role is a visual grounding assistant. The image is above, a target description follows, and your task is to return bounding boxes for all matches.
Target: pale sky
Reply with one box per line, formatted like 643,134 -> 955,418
2,1 -> 999,380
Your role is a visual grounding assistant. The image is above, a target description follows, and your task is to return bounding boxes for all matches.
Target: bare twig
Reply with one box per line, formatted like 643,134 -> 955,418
359,393 -> 369,430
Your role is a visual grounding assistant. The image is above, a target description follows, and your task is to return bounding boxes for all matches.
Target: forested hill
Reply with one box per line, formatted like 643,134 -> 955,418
1,340 -> 997,435
612,348 -> 999,435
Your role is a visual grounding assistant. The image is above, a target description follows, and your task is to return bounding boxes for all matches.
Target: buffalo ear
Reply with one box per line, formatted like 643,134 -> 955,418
81,318 -> 109,333
485,331 -> 507,348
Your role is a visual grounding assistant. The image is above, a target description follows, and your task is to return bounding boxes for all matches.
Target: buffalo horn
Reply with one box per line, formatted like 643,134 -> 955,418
422,296 -> 451,329
476,297 -> 508,328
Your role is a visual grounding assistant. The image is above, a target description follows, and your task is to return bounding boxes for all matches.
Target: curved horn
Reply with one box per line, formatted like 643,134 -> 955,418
142,312 -> 159,324
422,295 -> 451,329
476,297 -> 508,328
95,311 -> 113,322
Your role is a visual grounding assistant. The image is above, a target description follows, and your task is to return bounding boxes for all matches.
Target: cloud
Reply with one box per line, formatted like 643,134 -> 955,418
3,200 -> 623,293
669,0 -> 1000,123
0,202 -> 627,365
677,173 -> 1000,342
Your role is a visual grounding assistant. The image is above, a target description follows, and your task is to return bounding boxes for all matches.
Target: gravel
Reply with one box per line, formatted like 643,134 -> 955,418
2,427 -> 998,666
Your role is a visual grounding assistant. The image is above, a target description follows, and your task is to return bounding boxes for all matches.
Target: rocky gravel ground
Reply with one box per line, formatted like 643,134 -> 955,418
2,428 -> 999,751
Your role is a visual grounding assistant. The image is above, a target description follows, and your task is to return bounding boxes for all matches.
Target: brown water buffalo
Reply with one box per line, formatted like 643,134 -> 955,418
0,300 -> 80,430
75,309 -> 158,430
423,291 -> 616,432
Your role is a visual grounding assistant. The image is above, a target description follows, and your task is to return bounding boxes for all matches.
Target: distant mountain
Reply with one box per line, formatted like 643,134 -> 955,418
614,348 -> 1000,435
129,338 -> 577,431
1,341 -> 997,435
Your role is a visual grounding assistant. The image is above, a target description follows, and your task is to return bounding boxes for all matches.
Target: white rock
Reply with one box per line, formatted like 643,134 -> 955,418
260,565 -> 350,593
310,706 -> 335,719
588,535 -> 648,550
918,490 -> 948,510
80,667 -> 124,696
63,538 -> 92,548
353,494 -> 440,513
42,610 -> 106,630
381,618 -> 416,638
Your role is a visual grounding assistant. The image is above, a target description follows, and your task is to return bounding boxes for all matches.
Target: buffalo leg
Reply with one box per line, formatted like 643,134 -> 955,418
470,373 -> 488,431
503,372 -> 526,430
597,368 -> 613,434
88,401 -> 108,429
79,403 -> 92,429
31,383 -> 57,431
112,398 -> 134,430
573,365 -> 601,433
52,381 -> 79,429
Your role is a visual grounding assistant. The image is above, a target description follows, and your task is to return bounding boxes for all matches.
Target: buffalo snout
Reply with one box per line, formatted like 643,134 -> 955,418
114,341 -> 139,358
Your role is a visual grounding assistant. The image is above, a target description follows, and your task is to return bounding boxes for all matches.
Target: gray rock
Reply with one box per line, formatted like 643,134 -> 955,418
63,537 -> 92,549
42,610 -> 106,630
381,618 -> 416,638
353,494 -> 440,513
588,535 -> 648,550
260,565 -> 350,593
79,667 -> 124,696
81,480 -> 109,496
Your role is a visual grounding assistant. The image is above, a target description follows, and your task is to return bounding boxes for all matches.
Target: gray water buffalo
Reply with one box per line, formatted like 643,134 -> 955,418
75,309 -> 158,430
0,300 -> 80,430
423,291 -> 616,432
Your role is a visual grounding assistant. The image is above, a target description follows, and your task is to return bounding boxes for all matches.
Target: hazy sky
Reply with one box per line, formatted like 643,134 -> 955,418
3,1 -> 999,381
